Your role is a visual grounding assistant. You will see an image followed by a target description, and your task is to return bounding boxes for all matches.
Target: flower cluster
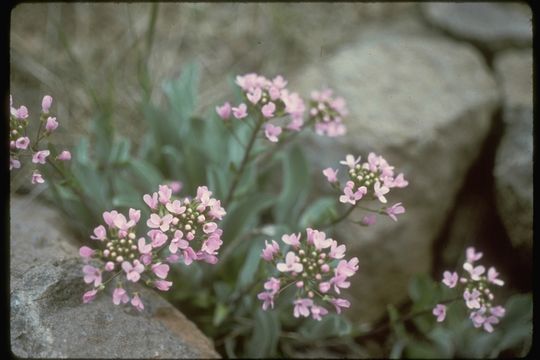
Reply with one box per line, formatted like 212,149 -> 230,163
308,89 -> 348,137
216,73 -> 348,143
433,247 -> 506,333
9,95 -> 71,184
258,228 -> 359,320
80,184 -> 225,311
323,153 -> 408,223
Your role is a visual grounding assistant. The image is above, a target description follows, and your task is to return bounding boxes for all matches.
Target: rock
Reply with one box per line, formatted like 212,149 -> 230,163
10,196 -> 219,358
493,107 -> 533,251
421,3 -> 532,53
294,32 -> 499,323
492,49 -> 533,252
494,49 -> 533,108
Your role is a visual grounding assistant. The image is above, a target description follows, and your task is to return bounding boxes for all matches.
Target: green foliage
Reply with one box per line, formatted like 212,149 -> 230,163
393,274 -> 533,359
36,60 -> 532,360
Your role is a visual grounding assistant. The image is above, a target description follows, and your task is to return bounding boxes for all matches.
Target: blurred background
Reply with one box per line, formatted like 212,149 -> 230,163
10,2 -> 532,358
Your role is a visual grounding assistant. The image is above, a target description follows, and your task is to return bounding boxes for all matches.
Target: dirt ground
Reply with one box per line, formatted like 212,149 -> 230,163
10,3 -> 416,145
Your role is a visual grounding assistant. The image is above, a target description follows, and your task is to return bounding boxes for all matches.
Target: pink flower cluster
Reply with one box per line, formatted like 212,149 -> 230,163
433,247 -> 506,333
80,184 -> 226,311
216,73 -> 348,143
308,89 -> 348,137
258,228 -> 359,320
323,153 -> 408,223
9,95 -> 71,184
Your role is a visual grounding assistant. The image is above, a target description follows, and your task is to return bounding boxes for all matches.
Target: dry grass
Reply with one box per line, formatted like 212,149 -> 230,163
11,3 -> 416,145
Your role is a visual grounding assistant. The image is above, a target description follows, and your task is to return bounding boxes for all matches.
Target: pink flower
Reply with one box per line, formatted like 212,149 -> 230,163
90,225 -> 106,241
264,123 -> 282,143
82,289 -> 98,304
392,173 -> 408,188
79,246 -> 95,259
261,240 -> 280,261
131,294 -> 144,311
10,157 -> 21,170
442,271 -> 458,288
57,150 -> 71,161
336,257 -> 359,277
331,274 -> 350,294
386,202 -> 405,221
322,168 -> 338,183
276,251 -> 303,273
196,185 -> 213,206
330,298 -> 350,314
45,117 -> 58,132
293,298 -> 313,318
182,247 -> 198,265
208,200 -> 226,220
169,181 -> 183,194
261,102 -> 276,118
138,238 -> 152,254
466,247 -> 483,263
102,211 -> 119,227
463,262 -> 485,281
329,241 -> 346,259
263,277 -> 280,294
286,116 -> 303,131
310,305 -> 329,321
487,267 -> 504,286
155,280 -> 173,291
203,222 -> 218,234
432,304 -> 447,322
83,265 -> 102,286
311,230 -> 333,250
482,315 -> 500,333
339,154 -> 361,169
257,291 -> 275,310
464,289 -> 482,309
158,185 -> 172,204
490,306 -> 506,318
339,183 -> 366,205
374,181 -> 390,203
105,262 -> 115,271
32,150 -> 50,164
143,192 -> 159,210
31,171 -> 45,184
272,75 -> 287,89
282,233 -> 301,247
166,200 -> 187,215
151,263 -> 170,279
147,213 -> 173,232
42,95 -> 53,113
232,103 -> 248,119
13,106 -> 29,119
216,102 -> 232,120
15,137 -> 30,150
148,230 -> 168,247
129,208 -> 141,223
113,288 -> 130,305
122,260 -> 144,282
361,214 -> 377,226
247,87 -> 262,104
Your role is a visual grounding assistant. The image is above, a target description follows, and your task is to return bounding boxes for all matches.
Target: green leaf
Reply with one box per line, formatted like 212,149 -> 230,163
108,136 -> 131,166
237,235 -> 266,290
162,62 -> 200,133
298,314 -> 352,340
404,341 -> 440,358
299,197 -> 338,228
245,309 -> 280,358
127,158 -> 163,192
213,302 -> 230,327
274,146 -> 311,227
221,193 -> 276,244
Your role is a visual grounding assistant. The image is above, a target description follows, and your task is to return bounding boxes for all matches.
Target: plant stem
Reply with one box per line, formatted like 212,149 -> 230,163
224,115 -> 263,207
321,204 -> 357,229
354,296 -> 462,339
